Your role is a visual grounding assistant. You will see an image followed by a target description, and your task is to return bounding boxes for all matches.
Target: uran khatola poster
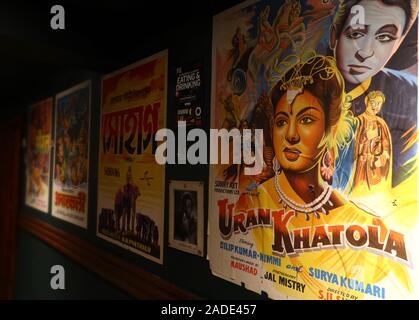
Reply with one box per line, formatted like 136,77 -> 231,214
97,50 -> 167,264
208,0 -> 418,299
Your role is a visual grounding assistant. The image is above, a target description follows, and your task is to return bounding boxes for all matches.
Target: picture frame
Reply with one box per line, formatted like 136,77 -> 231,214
169,180 -> 204,256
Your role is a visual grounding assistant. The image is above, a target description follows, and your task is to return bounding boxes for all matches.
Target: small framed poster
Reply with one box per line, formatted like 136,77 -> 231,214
169,180 -> 204,256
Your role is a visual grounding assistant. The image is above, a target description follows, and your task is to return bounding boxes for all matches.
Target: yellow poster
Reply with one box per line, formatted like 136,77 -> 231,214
97,50 -> 167,264
209,0 -> 418,299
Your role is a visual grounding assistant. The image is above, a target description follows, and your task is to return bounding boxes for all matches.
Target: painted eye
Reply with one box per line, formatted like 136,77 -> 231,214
376,34 -> 396,43
347,32 -> 364,40
276,119 -> 287,127
300,116 -> 314,124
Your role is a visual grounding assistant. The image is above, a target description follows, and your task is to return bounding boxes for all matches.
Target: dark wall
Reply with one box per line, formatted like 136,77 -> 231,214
14,230 -> 131,300
11,0 -> 268,299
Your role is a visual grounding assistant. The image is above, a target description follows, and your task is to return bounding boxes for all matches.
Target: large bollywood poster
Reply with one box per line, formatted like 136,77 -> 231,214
25,97 -> 53,213
209,0 -> 419,299
52,81 -> 91,228
97,50 -> 167,264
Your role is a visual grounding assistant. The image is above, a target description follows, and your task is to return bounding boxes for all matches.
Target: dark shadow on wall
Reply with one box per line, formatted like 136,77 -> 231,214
14,230 -> 131,300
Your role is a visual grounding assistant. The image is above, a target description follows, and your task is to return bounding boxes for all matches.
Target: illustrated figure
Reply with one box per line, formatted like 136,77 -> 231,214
233,55 -> 411,298
248,1 -> 306,84
136,212 -> 156,245
247,5 -> 276,83
222,95 -> 276,188
330,0 -> 418,188
352,91 -> 392,190
223,119 -> 253,183
28,155 -> 48,199
221,94 -> 240,129
114,188 -> 124,232
55,139 -> 67,184
114,166 -> 139,234
230,27 -> 248,69
123,166 -> 139,233
258,55 -> 353,219
227,27 -> 254,95
257,6 -> 276,53
136,212 -> 146,241
55,110 -> 75,186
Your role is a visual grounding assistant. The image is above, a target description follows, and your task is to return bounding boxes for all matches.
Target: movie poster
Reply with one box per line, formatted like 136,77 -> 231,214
175,62 -> 203,127
25,97 -> 53,213
97,50 -> 167,264
209,0 -> 419,299
52,81 -> 91,228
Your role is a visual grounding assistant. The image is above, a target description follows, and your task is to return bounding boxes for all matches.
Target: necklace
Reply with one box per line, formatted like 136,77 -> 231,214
274,172 -> 334,220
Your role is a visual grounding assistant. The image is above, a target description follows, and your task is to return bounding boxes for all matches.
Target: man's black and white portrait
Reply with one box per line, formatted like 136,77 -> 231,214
174,190 -> 198,245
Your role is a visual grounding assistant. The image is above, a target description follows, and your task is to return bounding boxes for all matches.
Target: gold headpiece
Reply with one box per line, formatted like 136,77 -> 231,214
272,52 -> 338,92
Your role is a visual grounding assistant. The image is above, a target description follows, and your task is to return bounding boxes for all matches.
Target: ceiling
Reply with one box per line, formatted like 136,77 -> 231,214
0,0 -> 242,113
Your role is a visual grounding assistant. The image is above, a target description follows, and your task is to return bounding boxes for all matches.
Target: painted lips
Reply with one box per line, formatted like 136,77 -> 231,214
348,64 -> 372,75
283,148 -> 301,161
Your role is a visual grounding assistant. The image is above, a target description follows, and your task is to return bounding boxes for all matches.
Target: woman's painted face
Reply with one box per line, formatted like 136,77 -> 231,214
336,1 -> 406,84
273,90 -> 325,172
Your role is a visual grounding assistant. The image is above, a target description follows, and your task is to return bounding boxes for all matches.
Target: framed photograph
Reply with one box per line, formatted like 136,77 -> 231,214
169,180 -> 204,256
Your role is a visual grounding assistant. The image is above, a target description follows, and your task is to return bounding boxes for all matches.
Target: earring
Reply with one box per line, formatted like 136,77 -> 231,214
273,156 -> 281,174
320,149 -> 334,184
